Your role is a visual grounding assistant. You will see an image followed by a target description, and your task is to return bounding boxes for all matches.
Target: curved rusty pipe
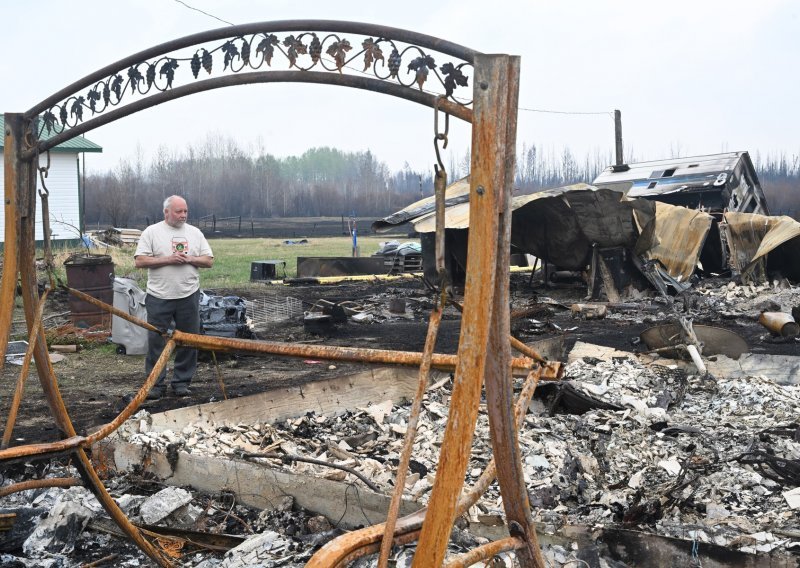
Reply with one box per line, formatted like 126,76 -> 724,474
2,288 -> 50,449
0,340 -> 176,463
0,477 -> 81,498
443,536 -> 524,568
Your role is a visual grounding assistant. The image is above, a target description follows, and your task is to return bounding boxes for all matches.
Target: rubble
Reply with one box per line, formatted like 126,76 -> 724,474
101,341 -> 800,562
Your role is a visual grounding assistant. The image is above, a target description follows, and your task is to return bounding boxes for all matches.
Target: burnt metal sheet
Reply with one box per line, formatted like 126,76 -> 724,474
371,177 -> 471,232
634,202 -> 714,283
724,212 -> 800,281
510,186 -> 638,270
412,182 -> 594,234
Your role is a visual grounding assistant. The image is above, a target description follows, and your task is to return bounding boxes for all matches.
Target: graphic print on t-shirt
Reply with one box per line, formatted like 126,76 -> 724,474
172,236 -> 189,254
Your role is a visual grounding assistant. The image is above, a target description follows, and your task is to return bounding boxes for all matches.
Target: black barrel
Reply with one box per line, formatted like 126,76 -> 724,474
64,254 -> 115,328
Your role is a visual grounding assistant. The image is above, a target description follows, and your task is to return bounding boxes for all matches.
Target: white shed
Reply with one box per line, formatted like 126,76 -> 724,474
1,115 -> 102,243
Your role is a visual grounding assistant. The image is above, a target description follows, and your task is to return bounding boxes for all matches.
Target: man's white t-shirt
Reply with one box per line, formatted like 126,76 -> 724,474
134,221 -> 213,299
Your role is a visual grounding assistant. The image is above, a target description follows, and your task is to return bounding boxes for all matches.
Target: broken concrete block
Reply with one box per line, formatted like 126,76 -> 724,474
221,530 -> 288,568
138,487 -> 192,525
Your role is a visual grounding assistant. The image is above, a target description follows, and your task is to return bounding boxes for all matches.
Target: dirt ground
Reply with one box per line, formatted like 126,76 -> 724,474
2,273 -> 795,448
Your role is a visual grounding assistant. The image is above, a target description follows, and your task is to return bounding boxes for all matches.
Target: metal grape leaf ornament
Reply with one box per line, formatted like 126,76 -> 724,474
361,38 -> 384,71
159,59 -> 179,88
241,39 -> 251,65
441,62 -> 469,98
42,111 -> 57,134
326,39 -> 352,72
222,41 -> 239,70
70,97 -> 85,121
128,66 -> 144,92
408,55 -> 436,90
283,35 -> 307,68
87,89 -> 101,113
256,34 -> 279,66
110,74 -> 124,101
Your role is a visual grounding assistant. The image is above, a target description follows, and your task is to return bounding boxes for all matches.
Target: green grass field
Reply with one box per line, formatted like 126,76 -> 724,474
51,235 -> 413,290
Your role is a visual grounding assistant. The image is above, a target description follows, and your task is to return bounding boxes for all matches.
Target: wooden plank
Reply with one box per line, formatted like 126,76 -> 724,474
100,440 -> 421,529
149,366 -> 425,432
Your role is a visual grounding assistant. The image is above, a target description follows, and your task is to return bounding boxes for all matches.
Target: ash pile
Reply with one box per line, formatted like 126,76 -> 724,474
107,353 -> 800,564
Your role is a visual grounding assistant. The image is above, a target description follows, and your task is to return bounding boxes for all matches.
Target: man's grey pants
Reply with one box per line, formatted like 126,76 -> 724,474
145,291 -> 200,391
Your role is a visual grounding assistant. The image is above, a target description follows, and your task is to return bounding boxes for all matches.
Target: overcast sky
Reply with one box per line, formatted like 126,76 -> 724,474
3,0 -> 798,175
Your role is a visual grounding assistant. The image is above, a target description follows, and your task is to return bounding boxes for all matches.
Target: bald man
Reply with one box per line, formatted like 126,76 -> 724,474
134,195 -> 214,399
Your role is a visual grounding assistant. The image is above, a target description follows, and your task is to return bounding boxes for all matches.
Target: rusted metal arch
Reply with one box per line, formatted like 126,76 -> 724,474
0,21 -> 537,568
27,72 -> 472,157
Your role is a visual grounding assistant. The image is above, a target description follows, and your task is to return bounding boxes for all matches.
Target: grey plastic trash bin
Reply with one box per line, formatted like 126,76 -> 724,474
111,277 -> 148,355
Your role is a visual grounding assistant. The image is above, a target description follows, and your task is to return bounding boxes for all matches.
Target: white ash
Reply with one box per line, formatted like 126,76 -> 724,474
114,353 -> 800,556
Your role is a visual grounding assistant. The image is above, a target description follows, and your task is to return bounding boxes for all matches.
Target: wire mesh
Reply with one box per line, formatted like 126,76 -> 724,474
246,294 -> 303,328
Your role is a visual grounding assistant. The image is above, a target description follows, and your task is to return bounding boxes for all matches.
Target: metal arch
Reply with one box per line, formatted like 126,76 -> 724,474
24,19 -> 479,154
26,71 -> 472,158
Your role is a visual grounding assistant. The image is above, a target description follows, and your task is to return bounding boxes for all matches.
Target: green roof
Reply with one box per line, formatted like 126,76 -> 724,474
0,115 -> 103,153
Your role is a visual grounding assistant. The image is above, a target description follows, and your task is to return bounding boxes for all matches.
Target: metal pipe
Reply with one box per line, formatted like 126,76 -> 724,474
758,311 -> 800,338
443,536 -> 524,568
457,364 -> 547,512
170,329 -> 539,374
378,299 -> 443,567
2,288 -> 49,449
0,114 -> 22,368
66,286 -> 160,333
479,54 -> 544,568
85,340 -> 176,445
0,477 -> 81,498
0,340 -> 175,460
413,54 -> 509,568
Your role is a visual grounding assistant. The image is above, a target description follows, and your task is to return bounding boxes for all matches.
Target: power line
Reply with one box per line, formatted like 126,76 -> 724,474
172,0 -> 235,26
519,106 -> 613,117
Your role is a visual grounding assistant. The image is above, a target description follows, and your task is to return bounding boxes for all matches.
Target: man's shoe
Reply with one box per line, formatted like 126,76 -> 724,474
146,389 -> 165,400
173,386 -> 192,397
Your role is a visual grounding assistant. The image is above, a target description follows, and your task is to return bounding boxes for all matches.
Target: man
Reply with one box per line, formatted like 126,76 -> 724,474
134,195 -> 214,399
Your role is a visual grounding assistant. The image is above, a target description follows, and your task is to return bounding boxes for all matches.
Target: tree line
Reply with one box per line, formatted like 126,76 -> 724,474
85,136 -> 800,228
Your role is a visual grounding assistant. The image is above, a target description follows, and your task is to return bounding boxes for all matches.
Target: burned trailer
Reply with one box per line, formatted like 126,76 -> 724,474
592,151 -> 769,216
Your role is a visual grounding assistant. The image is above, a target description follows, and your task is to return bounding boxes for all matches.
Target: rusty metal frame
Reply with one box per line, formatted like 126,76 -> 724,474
0,20 -> 553,568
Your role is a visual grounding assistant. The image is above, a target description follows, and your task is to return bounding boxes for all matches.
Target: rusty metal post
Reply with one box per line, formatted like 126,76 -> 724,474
412,53 -> 520,568
0,114 -> 22,368
481,54 -> 545,568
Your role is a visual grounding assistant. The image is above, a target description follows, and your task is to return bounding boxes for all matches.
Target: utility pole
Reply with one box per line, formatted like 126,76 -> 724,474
614,109 -> 624,165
